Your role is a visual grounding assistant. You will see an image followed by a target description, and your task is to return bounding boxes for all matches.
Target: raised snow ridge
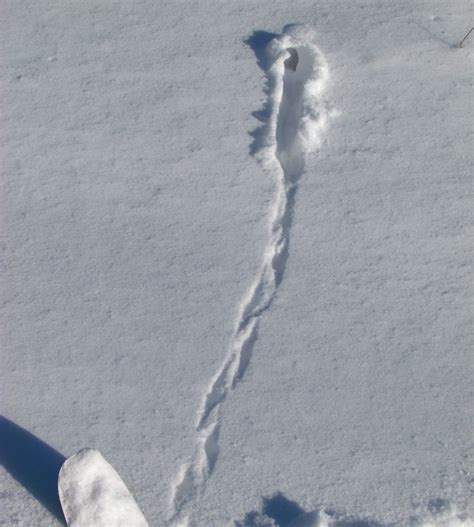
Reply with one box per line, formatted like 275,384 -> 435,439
168,24 -> 330,526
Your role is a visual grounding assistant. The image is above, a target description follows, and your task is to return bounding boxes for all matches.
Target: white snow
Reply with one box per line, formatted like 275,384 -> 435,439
168,25 -> 331,526
288,508 -> 474,527
58,448 -> 148,527
1,1 -> 472,526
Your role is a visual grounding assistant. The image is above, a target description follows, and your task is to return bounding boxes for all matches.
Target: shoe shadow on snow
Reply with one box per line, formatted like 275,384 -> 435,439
235,491 -> 382,527
0,416 -> 66,524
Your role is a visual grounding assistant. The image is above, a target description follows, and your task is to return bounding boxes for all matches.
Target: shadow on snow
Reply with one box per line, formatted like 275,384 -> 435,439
235,491 -> 383,527
0,415 -> 66,524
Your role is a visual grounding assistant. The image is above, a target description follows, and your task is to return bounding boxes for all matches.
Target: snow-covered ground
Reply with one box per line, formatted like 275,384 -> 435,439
1,1 -> 472,526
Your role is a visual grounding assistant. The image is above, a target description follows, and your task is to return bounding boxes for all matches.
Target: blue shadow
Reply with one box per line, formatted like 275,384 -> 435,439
245,30 -> 279,71
236,491 -> 384,526
244,30 -> 279,155
0,416 -> 66,524
263,492 -> 305,526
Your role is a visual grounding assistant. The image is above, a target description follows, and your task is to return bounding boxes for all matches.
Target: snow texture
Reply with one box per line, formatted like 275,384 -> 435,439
1,0 -> 472,526
168,24 -> 330,526
262,508 -> 474,527
235,493 -> 474,527
58,448 -> 148,527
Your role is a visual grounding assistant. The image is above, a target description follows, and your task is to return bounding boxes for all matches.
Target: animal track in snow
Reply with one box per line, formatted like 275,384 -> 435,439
167,24 -> 330,526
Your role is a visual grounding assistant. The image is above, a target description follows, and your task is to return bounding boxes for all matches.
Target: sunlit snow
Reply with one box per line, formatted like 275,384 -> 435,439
1,1 -> 472,526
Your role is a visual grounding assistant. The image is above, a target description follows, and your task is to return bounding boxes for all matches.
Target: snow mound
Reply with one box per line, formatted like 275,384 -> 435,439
257,23 -> 330,172
58,448 -> 148,527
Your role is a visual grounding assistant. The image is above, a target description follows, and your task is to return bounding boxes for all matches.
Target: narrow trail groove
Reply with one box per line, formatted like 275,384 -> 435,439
167,25 -> 330,526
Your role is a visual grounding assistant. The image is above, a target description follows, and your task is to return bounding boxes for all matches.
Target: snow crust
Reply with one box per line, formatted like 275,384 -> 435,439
58,448 -> 148,527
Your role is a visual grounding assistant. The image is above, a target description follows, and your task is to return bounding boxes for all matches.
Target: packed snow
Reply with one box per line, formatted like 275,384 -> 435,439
58,448 -> 148,527
1,1 -> 472,526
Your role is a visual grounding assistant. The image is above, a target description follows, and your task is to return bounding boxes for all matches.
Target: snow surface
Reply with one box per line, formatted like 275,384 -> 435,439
58,448 -> 148,527
286,509 -> 474,527
168,24 -> 332,526
1,1 -> 472,526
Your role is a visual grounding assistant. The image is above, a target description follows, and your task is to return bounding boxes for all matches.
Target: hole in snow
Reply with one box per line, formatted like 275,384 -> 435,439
284,48 -> 299,71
